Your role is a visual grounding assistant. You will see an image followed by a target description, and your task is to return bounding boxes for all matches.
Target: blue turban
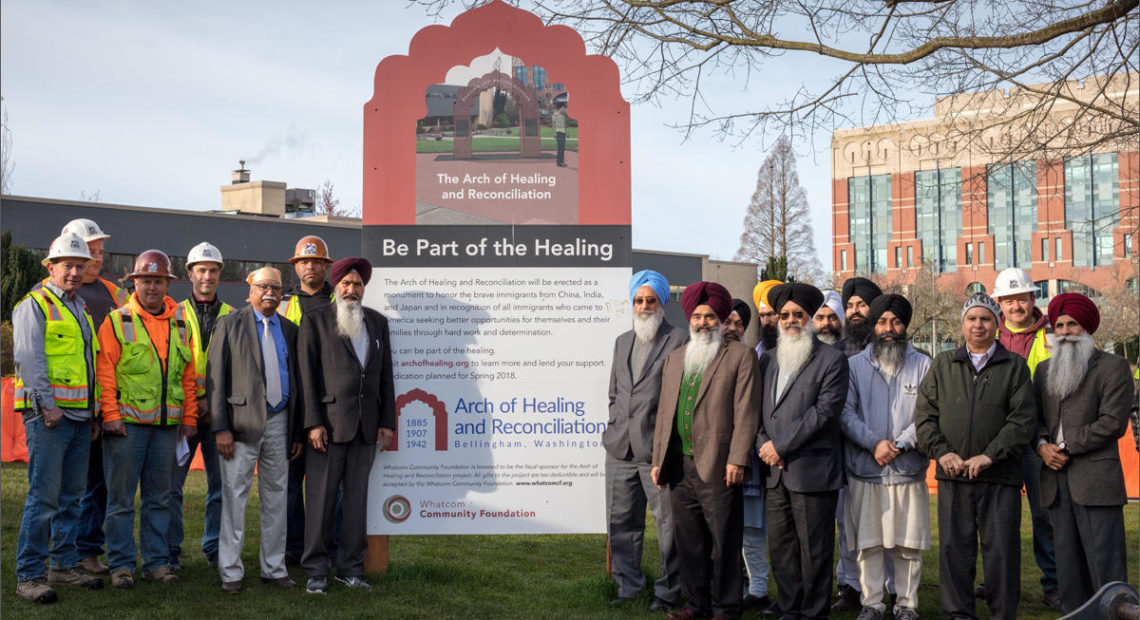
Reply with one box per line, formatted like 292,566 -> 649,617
629,270 -> 670,305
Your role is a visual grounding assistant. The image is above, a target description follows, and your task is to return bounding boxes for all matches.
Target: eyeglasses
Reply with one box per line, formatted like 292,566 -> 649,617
253,283 -> 283,292
778,310 -> 809,321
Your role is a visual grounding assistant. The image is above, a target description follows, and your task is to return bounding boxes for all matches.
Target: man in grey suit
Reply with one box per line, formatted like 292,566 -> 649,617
209,267 -> 302,594
298,257 -> 395,595
604,270 -> 687,612
756,282 -> 849,620
1034,293 -> 1132,613
651,281 -> 761,620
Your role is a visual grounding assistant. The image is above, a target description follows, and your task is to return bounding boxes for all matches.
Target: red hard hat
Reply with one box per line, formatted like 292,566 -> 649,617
290,235 -> 333,263
128,249 -> 176,280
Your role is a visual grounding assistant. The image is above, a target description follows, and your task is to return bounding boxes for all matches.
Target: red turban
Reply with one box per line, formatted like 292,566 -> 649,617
1047,293 -> 1099,334
330,257 -> 372,286
681,282 -> 732,322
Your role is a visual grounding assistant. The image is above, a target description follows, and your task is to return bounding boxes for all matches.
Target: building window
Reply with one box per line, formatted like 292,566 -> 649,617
965,243 -> 974,265
1125,234 -> 1133,258
1033,280 -> 1050,304
987,161 -> 1037,270
978,242 -> 986,265
848,174 -> 892,273
1056,237 -> 1063,261
1041,238 -> 1050,262
895,246 -> 902,269
1065,152 -> 1119,267
841,249 -> 848,271
907,246 -> 914,267
915,168 -> 961,273
1057,279 -> 1100,298
514,65 -> 528,84
532,65 -> 547,90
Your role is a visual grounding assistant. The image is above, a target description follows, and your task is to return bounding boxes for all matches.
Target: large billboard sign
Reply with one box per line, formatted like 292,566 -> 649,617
362,0 -> 631,534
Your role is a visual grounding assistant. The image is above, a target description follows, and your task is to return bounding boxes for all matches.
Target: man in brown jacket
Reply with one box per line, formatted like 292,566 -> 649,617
1034,293 -> 1132,613
651,281 -> 761,620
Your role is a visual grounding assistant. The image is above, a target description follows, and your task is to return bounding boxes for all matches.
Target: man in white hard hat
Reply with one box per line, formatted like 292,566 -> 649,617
991,267 -> 1059,611
166,242 -> 233,571
13,232 -> 105,603
60,218 -> 128,577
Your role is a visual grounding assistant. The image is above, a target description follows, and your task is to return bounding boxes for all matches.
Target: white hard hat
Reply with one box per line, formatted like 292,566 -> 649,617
41,232 -> 93,267
186,241 -> 224,267
61,218 -> 111,243
991,267 -> 1037,298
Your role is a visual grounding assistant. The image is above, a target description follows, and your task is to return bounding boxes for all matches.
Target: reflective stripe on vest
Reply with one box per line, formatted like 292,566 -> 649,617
181,299 -> 233,397
100,277 -> 129,308
13,289 -> 99,411
109,305 -> 192,425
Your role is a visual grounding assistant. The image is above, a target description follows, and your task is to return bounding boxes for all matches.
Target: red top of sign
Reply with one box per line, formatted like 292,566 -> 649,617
363,0 -> 631,226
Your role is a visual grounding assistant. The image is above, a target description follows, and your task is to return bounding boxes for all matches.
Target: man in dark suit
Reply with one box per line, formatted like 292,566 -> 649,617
1034,293 -> 1131,613
209,267 -> 302,594
756,282 -> 849,620
651,281 -> 761,620
298,257 -> 395,595
604,270 -> 687,611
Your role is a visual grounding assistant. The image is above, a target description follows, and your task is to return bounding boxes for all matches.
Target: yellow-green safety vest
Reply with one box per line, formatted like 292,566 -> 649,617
278,291 -> 334,325
180,299 -> 233,397
13,288 -> 99,411
1025,327 -> 1051,380
108,306 -> 193,425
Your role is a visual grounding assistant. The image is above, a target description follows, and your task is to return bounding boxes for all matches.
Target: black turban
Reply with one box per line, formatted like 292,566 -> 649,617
868,294 -> 913,329
731,298 -> 752,331
767,283 -> 824,317
681,282 -> 733,322
841,277 -> 883,308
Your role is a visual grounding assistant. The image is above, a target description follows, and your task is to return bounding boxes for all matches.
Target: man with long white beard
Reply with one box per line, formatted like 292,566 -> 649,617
298,257 -> 395,595
756,282 -> 848,620
839,294 -> 931,620
813,290 -> 844,346
832,276 -> 884,613
915,293 -> 1035,620
651,282 -> 760,620
604,270 -> 687,612
1033,293 -> 1131,614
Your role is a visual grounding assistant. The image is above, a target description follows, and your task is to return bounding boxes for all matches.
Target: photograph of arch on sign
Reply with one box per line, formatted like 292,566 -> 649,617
415,49 -> 578,225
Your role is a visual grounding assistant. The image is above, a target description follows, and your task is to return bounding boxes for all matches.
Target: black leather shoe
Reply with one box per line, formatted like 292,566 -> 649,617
832,586 -> 861,612
761,600 -> 781,617
743,594 -> 770,609
650,597 -> 678,612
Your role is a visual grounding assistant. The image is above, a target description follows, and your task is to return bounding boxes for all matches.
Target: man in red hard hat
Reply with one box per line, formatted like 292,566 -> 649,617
95,250 -> 198,589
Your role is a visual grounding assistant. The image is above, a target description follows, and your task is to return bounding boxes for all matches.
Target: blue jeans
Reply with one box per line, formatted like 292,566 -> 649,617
103,424 -> 178,573
1022,445 -> 1057,591
167,423 -> 221,561
75,435 -> 107,559
16,416 -> 91,581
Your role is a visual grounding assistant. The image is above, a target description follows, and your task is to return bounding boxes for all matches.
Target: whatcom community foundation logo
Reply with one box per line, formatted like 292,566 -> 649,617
383,495 -> 412,523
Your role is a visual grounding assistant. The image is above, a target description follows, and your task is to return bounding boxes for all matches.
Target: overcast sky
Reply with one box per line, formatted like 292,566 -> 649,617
0,0 -> 887,280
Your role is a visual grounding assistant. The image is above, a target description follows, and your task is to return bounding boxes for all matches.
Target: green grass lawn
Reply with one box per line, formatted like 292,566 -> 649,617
2,463 -> 1136,618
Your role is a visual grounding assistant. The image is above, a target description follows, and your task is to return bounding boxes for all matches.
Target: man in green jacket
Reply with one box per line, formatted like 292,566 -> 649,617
915,293 -> 1036,620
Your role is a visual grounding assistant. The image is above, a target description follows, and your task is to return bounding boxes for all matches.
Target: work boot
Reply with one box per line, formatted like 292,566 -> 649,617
142,566 -> 179,584
47,567 -> 103,589
110,569 -> 134,589
16,578 -> 58,604
78,556 -> 110,575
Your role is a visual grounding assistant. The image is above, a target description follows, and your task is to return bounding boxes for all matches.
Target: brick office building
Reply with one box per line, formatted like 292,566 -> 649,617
831,73 -> 1139,307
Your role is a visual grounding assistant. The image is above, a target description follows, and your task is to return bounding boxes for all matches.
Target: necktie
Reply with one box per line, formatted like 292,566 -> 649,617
262,317 -> 282,408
